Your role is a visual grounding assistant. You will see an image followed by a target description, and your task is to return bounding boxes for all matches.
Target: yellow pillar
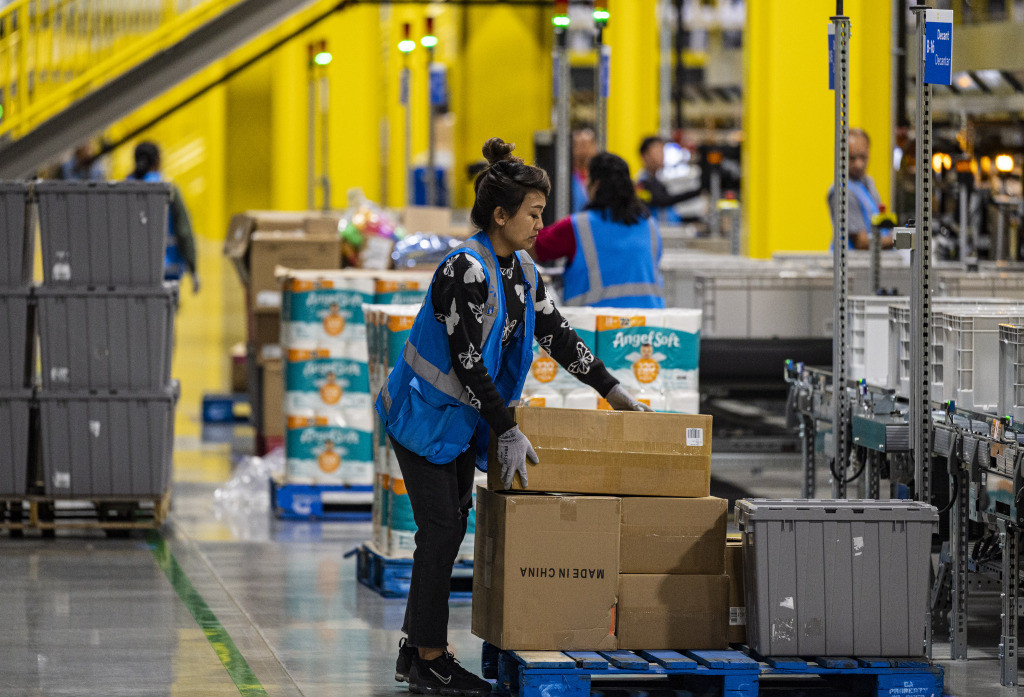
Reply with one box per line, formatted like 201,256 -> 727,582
743,0 -> 892,257
605,0 -> 659,176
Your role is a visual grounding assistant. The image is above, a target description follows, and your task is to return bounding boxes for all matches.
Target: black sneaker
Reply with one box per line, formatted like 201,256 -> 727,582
395,637 -> 416,682
408,651 -> 491,696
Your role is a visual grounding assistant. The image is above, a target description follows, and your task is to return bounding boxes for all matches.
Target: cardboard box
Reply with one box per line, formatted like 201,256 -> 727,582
224,211 -> 341,310
250,308 -> 280,350
620,497 -> 727,574
617,574 -> 728,650
487,408 -> 712,497
403,205 -> 451,236
472,488 -> 619,651
260,356 -> 283,438
726,539 -> 746,644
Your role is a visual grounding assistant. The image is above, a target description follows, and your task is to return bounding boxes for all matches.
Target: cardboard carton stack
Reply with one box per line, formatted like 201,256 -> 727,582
473,407 -> 731,652
364,303 -> 484,560
277,272 -> 431,489
522,308 -> 701,414
223,211 -> 343,451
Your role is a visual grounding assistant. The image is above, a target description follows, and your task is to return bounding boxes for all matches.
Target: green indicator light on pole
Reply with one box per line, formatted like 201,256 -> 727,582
420,35 -> 438,48
314,51 -> 332,66
399,39 -> 415,53
593,9 -> 610,23
552,15 -> 570,27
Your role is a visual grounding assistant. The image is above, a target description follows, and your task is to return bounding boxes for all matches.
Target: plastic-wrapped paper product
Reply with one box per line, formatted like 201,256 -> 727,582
392,233 -> 463,270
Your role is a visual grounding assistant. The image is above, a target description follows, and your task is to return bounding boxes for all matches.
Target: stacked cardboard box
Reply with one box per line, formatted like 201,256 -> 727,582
364,303 -> 484,560
521,308 -> 701,414
278,272 -> 431,489
473,407 -> 729,652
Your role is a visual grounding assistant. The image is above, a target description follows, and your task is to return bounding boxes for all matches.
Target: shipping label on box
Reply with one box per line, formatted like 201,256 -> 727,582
617,574 -> 728,650
472,488 -> 620,651
620,497 -> 727,574
488,408 -> 712,497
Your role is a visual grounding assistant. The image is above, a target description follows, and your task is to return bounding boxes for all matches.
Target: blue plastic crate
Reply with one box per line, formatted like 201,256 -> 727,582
354,543 -> 472,599
201,393 -> 250,424
271,478 -> 372,521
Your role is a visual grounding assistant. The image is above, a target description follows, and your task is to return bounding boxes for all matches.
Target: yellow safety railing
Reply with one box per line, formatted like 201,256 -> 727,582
0,0 -> 244,140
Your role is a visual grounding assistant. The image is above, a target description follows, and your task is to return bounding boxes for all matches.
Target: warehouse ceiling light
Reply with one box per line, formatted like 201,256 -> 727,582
995,154 -> 1015,173
980,156 -> 992,174
931,153 -> 952,173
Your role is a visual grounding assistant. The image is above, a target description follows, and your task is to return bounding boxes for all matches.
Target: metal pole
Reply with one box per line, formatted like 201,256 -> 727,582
426,47 -> 436,207
595,39 -> 609,152
402,63 -> 412,207
870,218 -> 881,294
910,3 -> 935,656
555,26 -> 571,221
950,463 -> 969,660
320,69 -> 331,211
672,0 -> 684,131
997,205 -> 1007,262
959,185 -> 970,268
831,7 -> 851,500
658,0 -> 672,136
307,44 -> 315,210
801,415 -> 817,499
1000,522 -> 1020,686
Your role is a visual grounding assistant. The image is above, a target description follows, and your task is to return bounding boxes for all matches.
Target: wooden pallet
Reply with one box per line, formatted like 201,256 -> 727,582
0,490 -> 170,534
485,644 -> 945,697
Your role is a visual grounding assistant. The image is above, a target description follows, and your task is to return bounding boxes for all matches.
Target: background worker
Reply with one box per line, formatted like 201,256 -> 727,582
571,127 -> 597,213
636,135 -> 703,223
827,127 -> 892,249
377,137 -> 651,696
535,151 -> 665,308
127,141 -> 201,292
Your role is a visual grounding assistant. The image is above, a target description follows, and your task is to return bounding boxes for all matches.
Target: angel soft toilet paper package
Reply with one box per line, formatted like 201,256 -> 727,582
282,271 -> 376,348
285,414 -> 375,485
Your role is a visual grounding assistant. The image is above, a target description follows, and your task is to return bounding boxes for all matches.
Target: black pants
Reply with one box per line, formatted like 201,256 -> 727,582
390,436 -> 476,649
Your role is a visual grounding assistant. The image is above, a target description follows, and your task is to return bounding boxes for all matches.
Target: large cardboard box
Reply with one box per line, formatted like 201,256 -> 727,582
617,574 -> 728,650
726,539 -> 746,644
487,408 -> 712,497
472,488 -> 619,651
224,211 -> 341,311
620,497 -> 727,574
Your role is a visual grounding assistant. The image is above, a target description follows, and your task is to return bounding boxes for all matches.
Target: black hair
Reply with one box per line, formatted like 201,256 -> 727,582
131,141 -> 161,180
470,138 -> 550,231
639,136 -> 664,156
584,152 -> 649,226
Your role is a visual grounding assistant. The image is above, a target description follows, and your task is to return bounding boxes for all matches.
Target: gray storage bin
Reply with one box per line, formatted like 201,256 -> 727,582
0,182 -> 32,287
35,181 -> 170,286
36,284 -> 177,391
736,498 -> 938,657
0,391 -> 32,495
0,289 -> 32,389
38,384 -> 178,496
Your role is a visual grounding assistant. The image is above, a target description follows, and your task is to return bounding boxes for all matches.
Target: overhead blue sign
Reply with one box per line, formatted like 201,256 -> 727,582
923,9 -> 953,86
429,64 -> 447,107
828,24 -> 835,91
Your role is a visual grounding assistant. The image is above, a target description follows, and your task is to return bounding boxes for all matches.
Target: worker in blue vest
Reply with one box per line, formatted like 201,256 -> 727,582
535,151 -> 666,308
127,142 -> 200,292
571,127 -> 597,213
378,138 -> 651,696
827,128 -> 893,250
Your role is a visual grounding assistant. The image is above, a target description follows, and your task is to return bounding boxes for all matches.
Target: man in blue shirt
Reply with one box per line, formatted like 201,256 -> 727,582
827,128 -> 892,250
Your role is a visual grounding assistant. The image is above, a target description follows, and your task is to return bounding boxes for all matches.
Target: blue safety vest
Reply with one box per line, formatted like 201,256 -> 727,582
375,232 -> 538,469
562,210 -> 665,308
129,171 -> 185,281
571,172 -> 589,214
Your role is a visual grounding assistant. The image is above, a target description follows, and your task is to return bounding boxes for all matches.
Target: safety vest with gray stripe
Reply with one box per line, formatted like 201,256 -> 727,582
375,232 -> 538,467
562,210 -> 666,308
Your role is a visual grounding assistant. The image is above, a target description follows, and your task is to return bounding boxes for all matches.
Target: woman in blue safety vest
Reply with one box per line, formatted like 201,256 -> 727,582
377,138 -> 651,696
127,142 -> 200,293
534,152 -> 665,308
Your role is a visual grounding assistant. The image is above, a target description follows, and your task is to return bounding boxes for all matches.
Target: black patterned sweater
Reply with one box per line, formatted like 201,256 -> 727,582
430,251 -> 617,437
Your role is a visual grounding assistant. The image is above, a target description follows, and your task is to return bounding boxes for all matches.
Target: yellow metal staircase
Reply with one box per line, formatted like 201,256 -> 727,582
0,0 -> 335,177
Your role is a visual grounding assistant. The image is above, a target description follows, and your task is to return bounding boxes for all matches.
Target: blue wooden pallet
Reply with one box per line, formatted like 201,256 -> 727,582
485,644 -> 944,697
492,647 -> 759,697
270,478 -> 372,521
354,543 -> 473,599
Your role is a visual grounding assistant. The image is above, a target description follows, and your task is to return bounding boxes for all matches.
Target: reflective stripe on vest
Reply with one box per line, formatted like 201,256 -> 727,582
381,238 -> 539,410
565,214 -> 663,306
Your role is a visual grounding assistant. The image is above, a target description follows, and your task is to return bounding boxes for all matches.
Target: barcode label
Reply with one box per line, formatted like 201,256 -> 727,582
686,428 -> 703,447
729,607 -> 747,626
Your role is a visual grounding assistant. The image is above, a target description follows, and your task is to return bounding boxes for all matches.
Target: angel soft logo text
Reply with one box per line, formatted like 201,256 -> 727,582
299,429 -> 361,446
611,330 -> 682,350
303,291 -> 367,309
301,361 -> 364,379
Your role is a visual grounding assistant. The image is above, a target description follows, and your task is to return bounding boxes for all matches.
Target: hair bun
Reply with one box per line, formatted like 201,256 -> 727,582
482,137 -> 521,166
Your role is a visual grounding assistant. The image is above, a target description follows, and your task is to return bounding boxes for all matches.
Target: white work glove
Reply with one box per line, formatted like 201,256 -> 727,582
497,426 -> 539,489
605,384 -> 654,412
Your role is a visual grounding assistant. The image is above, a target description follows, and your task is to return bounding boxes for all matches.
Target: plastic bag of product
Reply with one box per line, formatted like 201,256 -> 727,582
391,233 -> 463,270
213,447 -> 284,512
